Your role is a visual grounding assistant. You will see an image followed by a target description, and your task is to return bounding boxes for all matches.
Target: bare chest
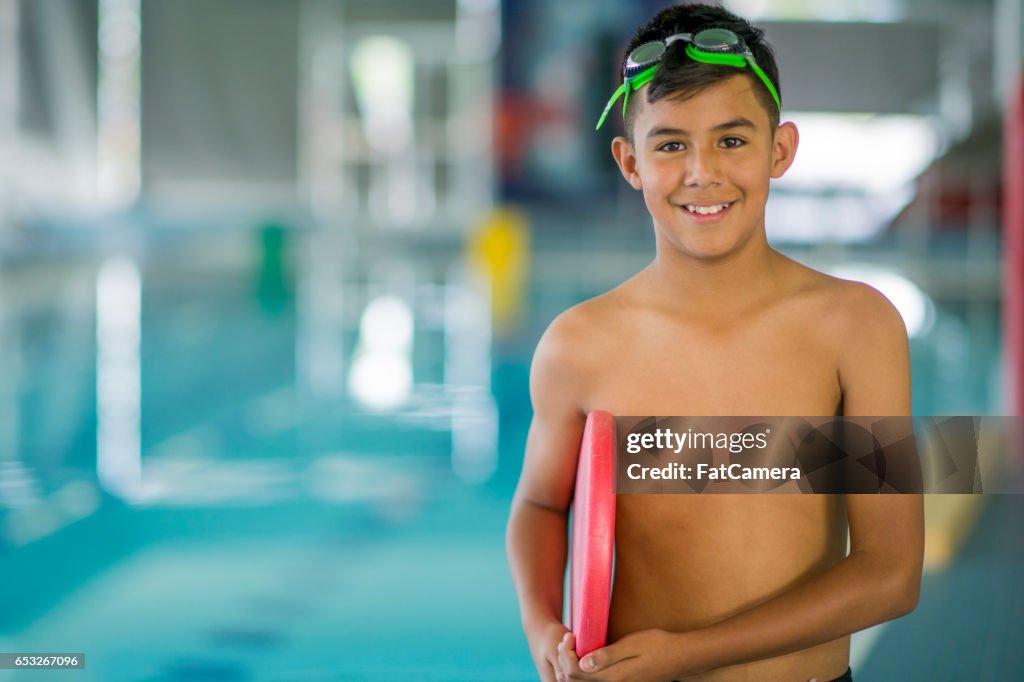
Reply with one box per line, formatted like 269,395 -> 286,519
587,311 -> 842,416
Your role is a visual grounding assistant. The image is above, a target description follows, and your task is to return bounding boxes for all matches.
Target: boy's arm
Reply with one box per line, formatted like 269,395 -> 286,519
506,313 -> 590,681
574,285 -> 924,680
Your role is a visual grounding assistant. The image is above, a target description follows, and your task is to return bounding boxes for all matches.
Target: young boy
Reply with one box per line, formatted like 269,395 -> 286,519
506,4 -> 924,681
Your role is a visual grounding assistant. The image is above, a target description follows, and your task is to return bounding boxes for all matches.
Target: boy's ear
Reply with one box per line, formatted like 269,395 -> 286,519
769,121 -> 799,179
611,136 -> 643,190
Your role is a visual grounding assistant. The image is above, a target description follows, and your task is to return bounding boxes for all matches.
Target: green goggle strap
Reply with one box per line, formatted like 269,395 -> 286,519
684,44 -> 782,113
745,58 -> 781,112
595,64 -> 658,130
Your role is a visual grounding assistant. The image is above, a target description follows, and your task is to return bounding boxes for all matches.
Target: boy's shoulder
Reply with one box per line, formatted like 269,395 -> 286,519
533,287 -> 625,365
783,260 -> 910,383
529,279 -> 642,398
538,270 -> 651,343
786,260 -> 905,336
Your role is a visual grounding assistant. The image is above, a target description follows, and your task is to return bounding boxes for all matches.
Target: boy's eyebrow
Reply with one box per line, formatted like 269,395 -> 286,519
646,118 -> 757,139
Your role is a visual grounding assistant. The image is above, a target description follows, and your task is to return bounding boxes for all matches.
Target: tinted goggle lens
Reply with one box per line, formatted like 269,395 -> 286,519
692,28 -> 742,52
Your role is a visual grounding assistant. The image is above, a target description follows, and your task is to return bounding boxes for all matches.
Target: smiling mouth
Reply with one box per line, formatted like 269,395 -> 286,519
680,201 -> 735,218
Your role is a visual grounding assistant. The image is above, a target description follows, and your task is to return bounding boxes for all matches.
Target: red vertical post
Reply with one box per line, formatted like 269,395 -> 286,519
1005,71 -> 1024,418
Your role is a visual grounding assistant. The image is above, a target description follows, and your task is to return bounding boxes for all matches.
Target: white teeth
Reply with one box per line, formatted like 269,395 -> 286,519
685,203 -> 730,215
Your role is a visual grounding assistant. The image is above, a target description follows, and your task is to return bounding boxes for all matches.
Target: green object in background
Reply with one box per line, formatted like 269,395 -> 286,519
256,221 -> 292,313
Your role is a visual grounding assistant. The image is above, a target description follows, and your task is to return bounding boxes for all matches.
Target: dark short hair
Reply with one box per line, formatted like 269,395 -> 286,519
620,3 -> 782,142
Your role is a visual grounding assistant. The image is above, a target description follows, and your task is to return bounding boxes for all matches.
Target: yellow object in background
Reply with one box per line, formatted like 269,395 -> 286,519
923,495 -> 985,571
467,206 -> 530,335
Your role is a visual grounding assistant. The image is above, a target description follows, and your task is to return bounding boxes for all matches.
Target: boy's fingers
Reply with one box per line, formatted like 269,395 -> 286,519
549,654 -> 568,682
557,632 -> 581,677
580,640 -> 631,672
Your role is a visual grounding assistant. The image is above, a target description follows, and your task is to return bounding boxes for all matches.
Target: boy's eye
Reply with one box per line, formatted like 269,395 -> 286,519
656,138 -> 745,152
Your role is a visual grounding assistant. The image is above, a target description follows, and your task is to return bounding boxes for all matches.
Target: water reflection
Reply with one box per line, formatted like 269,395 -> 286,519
95,256 -> 142,501
348,295 -> 414,411
445,263 -> 498,483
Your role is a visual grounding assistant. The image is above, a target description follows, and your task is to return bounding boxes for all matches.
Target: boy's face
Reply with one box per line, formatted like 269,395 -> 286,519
611,74 -> 798,261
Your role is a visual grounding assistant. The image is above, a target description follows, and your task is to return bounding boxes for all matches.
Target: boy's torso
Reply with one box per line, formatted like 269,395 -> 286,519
573,257 -> 853,681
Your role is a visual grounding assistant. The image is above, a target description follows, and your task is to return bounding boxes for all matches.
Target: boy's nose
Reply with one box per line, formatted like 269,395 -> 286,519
683,149 -> 723,186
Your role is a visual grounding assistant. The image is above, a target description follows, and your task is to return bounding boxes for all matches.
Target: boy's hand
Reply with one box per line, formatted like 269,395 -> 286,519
557,629 -> 688,681
527,619 -> 572,682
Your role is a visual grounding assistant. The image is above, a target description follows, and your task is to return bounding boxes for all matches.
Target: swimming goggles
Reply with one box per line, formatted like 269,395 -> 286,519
596,27 -> 782,130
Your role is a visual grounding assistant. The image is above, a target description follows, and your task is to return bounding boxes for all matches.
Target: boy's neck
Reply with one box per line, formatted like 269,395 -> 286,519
644,232 -> 784,316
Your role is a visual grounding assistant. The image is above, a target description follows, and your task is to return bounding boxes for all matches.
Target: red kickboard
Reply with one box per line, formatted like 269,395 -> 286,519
569,410 -> 616,659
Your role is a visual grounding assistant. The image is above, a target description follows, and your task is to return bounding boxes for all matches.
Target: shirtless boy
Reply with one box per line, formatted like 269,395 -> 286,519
506,4 -> 924,681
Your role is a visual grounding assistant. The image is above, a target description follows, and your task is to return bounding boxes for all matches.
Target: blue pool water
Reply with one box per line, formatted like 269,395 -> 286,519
0,241 -> 544,680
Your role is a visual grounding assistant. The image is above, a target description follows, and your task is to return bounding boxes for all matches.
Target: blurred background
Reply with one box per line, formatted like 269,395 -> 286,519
0,0 -> 1021,679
